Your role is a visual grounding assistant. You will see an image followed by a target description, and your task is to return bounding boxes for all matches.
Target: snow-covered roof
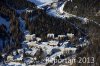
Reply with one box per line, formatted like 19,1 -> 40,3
7,55 -> 13,61
36,37 -> 41,41
41,42 -> 48,45
58,35 -> 66,38
25,48 -> 38,56
27,41 -> 37,47
48,40 -> 59,46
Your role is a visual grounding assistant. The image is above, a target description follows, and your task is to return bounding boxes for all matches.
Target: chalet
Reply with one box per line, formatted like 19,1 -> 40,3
47,33 -> 54,39
58,35 -> 66,40
67,33 -> 74,38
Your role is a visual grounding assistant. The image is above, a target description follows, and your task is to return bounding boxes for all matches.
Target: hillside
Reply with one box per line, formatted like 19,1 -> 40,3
64,0 -> 100,22
64,0 -> 100,66
0,0 -> 100,66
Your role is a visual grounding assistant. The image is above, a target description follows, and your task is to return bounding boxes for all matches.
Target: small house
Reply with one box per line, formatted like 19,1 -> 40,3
26,9 -> 33,13
67,33 -> 74,38
58,35 -> 66,40
47,33 -> 54,39
25,34 -> 36,42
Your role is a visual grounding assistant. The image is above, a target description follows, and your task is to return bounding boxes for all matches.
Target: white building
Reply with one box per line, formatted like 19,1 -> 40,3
26,9 -> 33,13
26,41 -> 37,47
47,33 -> 54,39
36,37 -> 41,42
25,34 -> 36,41
67,33 -> 74,38
7,55 -> 13,61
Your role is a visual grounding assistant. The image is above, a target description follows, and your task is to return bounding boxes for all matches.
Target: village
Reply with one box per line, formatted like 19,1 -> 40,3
2,30 -> 89,66
0,0 -> 90,65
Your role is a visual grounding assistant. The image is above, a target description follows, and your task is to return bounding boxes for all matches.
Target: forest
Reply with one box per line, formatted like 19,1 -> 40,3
64,0 -> 100,22
64,0 -> 100,66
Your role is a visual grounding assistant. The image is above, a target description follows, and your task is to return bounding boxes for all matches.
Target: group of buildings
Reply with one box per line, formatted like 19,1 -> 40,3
3,30 -> 89,66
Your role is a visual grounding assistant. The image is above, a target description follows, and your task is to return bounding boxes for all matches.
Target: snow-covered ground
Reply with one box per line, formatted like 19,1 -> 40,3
27,0 -> 73,17
2,31 -> 88,65
28,0 -> 92,24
